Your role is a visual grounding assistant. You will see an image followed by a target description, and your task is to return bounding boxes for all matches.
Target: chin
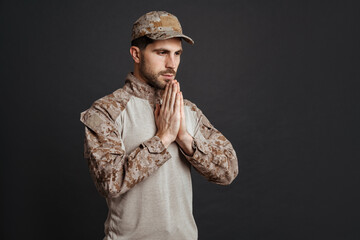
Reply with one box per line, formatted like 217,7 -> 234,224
158,82 -> 167,89
151,79 -> 166,89
159,77 -> 171,86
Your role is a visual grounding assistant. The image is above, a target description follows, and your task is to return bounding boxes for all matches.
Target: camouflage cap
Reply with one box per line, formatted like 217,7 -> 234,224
131,11 -> 194,45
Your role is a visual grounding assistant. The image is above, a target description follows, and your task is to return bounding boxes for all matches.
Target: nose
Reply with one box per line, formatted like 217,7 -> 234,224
165,54 -> 176,69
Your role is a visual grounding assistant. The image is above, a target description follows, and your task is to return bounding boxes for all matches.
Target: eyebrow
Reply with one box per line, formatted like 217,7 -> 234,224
153,48 -> 183,53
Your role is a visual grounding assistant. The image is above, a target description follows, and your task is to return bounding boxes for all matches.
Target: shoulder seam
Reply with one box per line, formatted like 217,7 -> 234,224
91,88 -> 132,122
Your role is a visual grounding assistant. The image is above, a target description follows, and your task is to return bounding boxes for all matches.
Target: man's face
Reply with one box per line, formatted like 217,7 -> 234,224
138,38 -> 182,89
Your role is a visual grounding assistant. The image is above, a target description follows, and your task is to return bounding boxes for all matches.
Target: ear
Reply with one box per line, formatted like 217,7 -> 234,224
130,46 -> 141,63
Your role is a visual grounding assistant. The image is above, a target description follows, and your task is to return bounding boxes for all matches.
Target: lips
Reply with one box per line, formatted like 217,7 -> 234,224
161,74 -> 175,80
159,70 -> 176,76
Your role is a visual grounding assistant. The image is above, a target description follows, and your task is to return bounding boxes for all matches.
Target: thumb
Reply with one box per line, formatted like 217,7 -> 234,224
154,103 -> 160,116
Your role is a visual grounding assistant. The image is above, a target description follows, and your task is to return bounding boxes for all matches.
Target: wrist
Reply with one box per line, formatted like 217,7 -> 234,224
156,132 -> 173,148
176,131 -> 192,143
176,132 -> 194,156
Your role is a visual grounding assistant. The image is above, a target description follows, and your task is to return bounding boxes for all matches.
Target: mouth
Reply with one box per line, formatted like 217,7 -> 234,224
162,74 -> 175,79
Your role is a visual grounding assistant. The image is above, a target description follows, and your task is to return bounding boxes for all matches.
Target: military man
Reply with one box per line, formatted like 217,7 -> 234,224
80,11 -> 238,240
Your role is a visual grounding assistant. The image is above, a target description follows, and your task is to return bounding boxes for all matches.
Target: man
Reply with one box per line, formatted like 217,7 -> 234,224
80,11 -> 238,240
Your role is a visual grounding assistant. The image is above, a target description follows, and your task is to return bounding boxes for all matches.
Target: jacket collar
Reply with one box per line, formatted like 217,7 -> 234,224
124,72 -> 164,105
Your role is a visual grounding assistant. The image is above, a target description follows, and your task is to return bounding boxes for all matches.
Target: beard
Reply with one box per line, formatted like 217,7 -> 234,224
139,56 -> 176,89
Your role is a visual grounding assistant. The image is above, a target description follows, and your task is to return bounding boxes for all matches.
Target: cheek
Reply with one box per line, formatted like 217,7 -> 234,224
149,56 -> 165,69
155,59 -> 167,70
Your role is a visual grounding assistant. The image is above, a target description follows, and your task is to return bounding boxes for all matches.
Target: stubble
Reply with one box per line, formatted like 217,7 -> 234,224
139,54 -> 176,89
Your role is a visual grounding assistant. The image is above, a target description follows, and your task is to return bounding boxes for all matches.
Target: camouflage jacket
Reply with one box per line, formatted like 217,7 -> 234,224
80,73 -> 238,239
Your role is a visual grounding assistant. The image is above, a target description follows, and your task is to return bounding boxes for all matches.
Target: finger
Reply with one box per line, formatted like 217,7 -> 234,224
162,82 -> 169,102
177,81 -> 181,93
165,81 -> 174,110
162,82 -> 170,112
180,92 -> 184,114
175,82 -> 179,94
174,92 -> 181,114
169,82 -> 177,111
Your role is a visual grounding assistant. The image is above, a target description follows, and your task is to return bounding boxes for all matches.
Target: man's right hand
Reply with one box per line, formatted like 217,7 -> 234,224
154,80 -> 181,148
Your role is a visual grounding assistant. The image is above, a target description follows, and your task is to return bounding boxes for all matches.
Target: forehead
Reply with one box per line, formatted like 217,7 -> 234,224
147,38 -> 182,50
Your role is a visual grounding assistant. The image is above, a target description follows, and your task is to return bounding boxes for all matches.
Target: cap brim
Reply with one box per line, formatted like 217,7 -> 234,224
147,31 -> 194,45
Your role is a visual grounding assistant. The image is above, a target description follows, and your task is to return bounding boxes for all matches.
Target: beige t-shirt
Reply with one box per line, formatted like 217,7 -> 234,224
80,73 -> 238,240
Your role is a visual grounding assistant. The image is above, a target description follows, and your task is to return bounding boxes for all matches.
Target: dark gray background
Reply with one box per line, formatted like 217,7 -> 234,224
1,0 -> 359,239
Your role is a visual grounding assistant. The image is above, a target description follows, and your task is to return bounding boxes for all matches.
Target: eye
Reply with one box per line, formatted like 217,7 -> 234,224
158,51 -> 166,55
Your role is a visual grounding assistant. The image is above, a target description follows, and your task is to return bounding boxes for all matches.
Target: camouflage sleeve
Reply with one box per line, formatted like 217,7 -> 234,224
180,104 -> 238,185
80,106 -> 171,199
